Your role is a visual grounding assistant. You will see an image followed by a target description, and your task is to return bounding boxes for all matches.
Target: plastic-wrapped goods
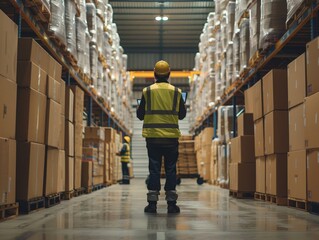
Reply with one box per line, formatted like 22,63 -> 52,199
260,0 -> 287,50
90,44 -> 98,86
107,4 -> 113,25
49,0 -> 66,45
239,18 -> 250,71
42,0 -> 50,11
215,67 -> 223,101
76,18 -> 87,71
84,31 -> 91,76
224,105 -> 244,142
221,54 -> 227,94
65,0 -> 78,60
287,0 -> 304,24
122,54 -> 128,72
78,0 -> 87,24
226,1 -> 236,44
194,53 -> 200,71
225,143 -> 231,187
207,12 -> 215,27
238,0 -> 249,21
217,106 -> 226,143
221,13 -> 228,51
232,30 -> 240,82
96,17 -> 104,54
249,0 -> 261,60
97,61 -> 104,97
217,144 -> 227,185
226,43 -> 233,89
215,0 -> 229,18
96,0 -> 106,22
86,3 -> 97,43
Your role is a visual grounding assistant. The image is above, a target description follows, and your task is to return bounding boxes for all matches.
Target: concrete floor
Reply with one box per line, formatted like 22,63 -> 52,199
1,179 -> 319,240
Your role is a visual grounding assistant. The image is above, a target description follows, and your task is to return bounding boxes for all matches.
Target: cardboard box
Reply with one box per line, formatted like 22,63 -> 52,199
306,37 -> 319,96
244,86 -> 254,114
81,161 -> 93,188
47,76 -> 61,103
65,157 -> 74,192
265,154 -> 287,197
288,150 -> 307,200
262,69 -> 288,115
83,147 -> 98,162
16,142 -> 45,201
85,127 -> 105,141
264,111 -> 289,155
74,124 -> 83,157
230,136 -> 255,163
16,88 -> 47,144
105,127 -> 115,142
229,163 -> 256,192
288,54 -> 306,109
65,121 -> 74,157
289,104 -> 305,151
0,138 -> 16,205
0,76 -> 17,139
44,148 -> 59,196
305,92 -> 319,149
237,113 -> 254,136
60,80 -> 65,115
254,118 -> 264,157
74,157 -> 82,189
58,114 -> 65,150
307,149 -> 319,202
201,127 -> 214,146
17,61 -> 47,94
70,86 -> 84,124
253,80 -> 263,121
18,38 -> 49,73
256,157 -> 266,193
46,99 -> 61,148
57,150 -> 65,193
0,10 -> 18,81
48,56 -> 62,80
65,87 -> 74,122
201,145 -> 211,181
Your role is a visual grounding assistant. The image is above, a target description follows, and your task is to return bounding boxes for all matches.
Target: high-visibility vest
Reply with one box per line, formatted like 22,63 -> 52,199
142,82 -> 182,138
121,143 -> 130,163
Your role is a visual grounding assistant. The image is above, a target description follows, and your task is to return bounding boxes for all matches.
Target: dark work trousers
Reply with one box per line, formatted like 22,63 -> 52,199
146,141 -> 179,192
121,162 -> 130,184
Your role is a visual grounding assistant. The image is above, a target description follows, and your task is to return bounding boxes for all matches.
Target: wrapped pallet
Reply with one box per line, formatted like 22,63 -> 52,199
76,18 -> 87,72
249,0 -> 261,61
239,18 -> 250,71
96,17 -> 104,55
86,3 -> 97,43
97,61 -> 104,97
96,0 -> 106,22
221,12 -> 228,51
49,0 -> 66,45
218,144 -> 227,186
238,0 -> 249,22
260,0 -> 287,50
287,0 -> 304,25
90,44 -> 98,87
84,31 -> 91,76
232,30 -> 240,82
226,1 -> 236,44
78,0 -> 87,24
226,43 -> 233,89
65,0 -> 78,61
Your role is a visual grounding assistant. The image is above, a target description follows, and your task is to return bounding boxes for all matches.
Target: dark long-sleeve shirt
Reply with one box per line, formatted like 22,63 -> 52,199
136,80 -> 187,143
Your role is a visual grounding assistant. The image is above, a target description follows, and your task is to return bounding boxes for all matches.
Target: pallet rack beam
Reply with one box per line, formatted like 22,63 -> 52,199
190,2 -> 319,134
6,0 -> 131,136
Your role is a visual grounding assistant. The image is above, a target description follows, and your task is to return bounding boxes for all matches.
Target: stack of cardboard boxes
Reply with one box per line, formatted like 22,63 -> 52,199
0,10 -> 17,207
229,113 -> 255,193
105,127 -> 116,184
71,86 -> 84,190
177,135 -> 197,176
113,132 -> 123,183
83,127 -> 105,186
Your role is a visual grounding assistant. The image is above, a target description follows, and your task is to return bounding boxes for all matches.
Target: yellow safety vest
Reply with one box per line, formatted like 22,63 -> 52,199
121,143 -> 130,163
142,82 -> 182,138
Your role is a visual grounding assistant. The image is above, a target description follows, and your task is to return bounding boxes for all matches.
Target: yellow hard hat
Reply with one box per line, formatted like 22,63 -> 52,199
124,136 -> 130,143
154,60 -> 170,76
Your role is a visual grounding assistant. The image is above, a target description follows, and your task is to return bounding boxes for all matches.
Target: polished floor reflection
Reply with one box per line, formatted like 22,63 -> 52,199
1,179 -> 319,240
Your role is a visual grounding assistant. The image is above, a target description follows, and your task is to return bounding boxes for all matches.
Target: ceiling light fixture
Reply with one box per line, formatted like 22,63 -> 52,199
155,16 -> 169,21
162,16 -> 168,21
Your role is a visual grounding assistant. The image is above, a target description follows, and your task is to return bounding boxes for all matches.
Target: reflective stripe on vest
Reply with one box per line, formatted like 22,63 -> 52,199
142,83 -> 181,138
121,143 -> 130,163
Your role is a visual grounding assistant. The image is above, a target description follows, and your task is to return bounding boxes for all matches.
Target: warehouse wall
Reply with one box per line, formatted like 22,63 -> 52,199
132,107 -> 190,178
127,53 -> 195,70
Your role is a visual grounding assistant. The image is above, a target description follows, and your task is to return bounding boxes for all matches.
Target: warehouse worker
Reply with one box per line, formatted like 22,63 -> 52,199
116,136 -> 131,185
137,60 -> 187,214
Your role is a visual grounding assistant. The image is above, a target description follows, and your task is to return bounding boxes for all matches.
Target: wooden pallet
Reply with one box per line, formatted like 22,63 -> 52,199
229,190 -> 254,199
45,193 -> 61,208
85,186 -> 93,194
92,184 -> 105,192
308,201 -> 319,215
61,190 -> 74,200
266,195 -> 287,206
19,197 -> 45,214
0,203 -> 19,222
64,50 -> 78,67
286,0 -> 312,29
254,192 -> 266,201
48,34 -> 67,51
249,50 -> 263,68
288,198 -> 307,211
74,188 -> 86,197
25,0 -> 51,23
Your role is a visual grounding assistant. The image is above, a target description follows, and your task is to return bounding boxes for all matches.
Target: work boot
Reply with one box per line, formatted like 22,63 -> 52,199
167,201 -> 180,214
144,201 -> 157,214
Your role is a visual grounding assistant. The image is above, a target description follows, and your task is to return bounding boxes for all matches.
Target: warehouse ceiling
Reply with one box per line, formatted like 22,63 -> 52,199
109,0 -> 215,54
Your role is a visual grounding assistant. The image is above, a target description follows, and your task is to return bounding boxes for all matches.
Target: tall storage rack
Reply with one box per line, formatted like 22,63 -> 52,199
0,0 -> 131,136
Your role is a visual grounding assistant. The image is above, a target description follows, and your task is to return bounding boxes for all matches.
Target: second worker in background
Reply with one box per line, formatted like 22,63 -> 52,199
137,60 -> 187,214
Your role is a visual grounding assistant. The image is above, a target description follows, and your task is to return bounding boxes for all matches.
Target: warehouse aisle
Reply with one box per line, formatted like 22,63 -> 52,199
1,179 -> 319,240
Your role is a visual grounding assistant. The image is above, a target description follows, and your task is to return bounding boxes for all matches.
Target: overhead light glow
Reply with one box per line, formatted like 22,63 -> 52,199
162,16 -> 168,21
155,16 -> 162,21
